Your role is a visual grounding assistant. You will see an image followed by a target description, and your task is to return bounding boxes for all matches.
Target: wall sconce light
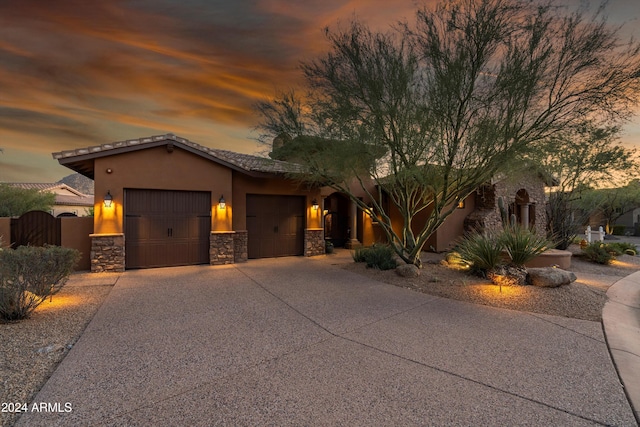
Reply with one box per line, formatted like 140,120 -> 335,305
218,195 -> 226,209
312,199 -> 319,210
104,190 -> 113,208
457,200 -> 465,209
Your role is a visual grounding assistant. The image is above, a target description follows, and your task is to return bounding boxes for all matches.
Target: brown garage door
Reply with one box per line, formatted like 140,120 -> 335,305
246,194 -> 305,259
125,189 -> 211,269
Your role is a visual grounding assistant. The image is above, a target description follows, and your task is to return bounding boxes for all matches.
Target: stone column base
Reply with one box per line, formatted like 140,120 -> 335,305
210,231 -> 235,265
304,228 -> 325,257
233,230 -> 248,263
90,233 -> 125,273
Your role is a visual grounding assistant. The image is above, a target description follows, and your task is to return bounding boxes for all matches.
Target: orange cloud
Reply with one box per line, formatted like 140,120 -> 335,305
0,0 -> 638,183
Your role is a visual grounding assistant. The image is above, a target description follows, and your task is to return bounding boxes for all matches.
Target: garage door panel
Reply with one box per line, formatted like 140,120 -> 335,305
125,189 -> 211,269
247,194 -> 305,259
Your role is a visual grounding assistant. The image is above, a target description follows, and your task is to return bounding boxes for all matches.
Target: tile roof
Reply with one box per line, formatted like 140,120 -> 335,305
54,194 -> 94,206
7,182 -> 62,191
3,183 -> 94,206
52,133 -> 304,176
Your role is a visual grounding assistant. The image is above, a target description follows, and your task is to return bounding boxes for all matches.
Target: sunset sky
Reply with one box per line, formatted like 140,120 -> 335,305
1,0 -> 639,183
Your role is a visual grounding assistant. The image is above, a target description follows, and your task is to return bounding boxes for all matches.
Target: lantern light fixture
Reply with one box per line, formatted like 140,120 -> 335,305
219,195 -> 226,209
312,199 -> 319,210
104,190 -> 113,208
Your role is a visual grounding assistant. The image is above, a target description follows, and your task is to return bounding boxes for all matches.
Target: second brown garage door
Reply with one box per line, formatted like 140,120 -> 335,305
124,189 -> 211,269
246,194 -> 305,259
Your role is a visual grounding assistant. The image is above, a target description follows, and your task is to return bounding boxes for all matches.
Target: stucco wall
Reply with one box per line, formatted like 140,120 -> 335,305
93,146 -> 233,234
61,217 -> 93,270
367,193 -> 474,252
432,195 -> 476,252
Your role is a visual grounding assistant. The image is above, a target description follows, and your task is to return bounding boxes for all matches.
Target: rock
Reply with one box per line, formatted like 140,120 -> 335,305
35,344 -> 64,354
527,267 -> 576,288
489,265 -> 528,286
396,264 -> 420,278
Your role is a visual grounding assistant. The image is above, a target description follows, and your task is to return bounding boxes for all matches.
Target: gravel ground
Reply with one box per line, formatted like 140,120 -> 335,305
0,273 -> 118,427
342,244 -> 640,322
1,242 -> 638,427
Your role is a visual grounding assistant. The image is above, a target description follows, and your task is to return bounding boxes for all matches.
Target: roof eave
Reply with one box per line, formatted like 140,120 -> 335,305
53,138 -> 277,179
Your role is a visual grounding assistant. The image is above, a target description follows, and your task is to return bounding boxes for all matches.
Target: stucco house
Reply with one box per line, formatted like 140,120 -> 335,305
316,169 -> 550,254
270,135 -> 551,253
53,134 -> 324,272
53,133 -> 551,271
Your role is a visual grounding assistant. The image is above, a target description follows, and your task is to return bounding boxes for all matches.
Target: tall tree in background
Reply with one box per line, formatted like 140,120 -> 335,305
0,184 -> 55,217
257,0 -> 640,266
535,125 -> 637,248
578,180 -> 640,234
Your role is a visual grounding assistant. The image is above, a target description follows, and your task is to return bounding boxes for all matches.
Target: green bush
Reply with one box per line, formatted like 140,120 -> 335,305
456,232 -> 503,275
581,242 -> 614,265
500,225 -> 552,267
611,225 -> 626,236
352,245 -> 397,270
604,242 -> 637,256
352,246 -> 368,263
0,245 -> 80,321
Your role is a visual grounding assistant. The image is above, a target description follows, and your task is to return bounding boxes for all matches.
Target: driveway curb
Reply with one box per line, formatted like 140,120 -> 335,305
603,270 -> 640,425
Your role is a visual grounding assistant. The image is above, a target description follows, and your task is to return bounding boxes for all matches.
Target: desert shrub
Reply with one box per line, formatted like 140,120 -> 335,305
352,245 -> 397,270
604,242 -> 637,256
0,245 -> 80,321
500,226 -> 553,267
581,242 -> 614,265
611,225 -> 626,236
456,232 -> 503,275
352,246 -> 368,263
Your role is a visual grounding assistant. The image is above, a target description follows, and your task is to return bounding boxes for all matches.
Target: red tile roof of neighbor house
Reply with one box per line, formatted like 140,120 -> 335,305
52,133 -> 304,179
5,183 -> 94,206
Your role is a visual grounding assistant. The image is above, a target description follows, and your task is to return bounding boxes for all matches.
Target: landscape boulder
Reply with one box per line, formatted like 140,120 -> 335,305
396,264 -> 420,278
527,267 -> 577,288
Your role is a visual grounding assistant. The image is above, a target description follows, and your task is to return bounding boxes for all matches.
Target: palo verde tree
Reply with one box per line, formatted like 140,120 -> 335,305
257,0 -> 640,267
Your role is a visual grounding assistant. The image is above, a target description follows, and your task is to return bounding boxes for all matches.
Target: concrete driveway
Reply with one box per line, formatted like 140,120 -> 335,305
18,254 -> 636,426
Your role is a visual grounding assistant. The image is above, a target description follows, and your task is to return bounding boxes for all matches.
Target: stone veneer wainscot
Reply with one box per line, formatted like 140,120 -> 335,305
233,230 -> 248,263
90,233 -> 125,272
210,231 -> 235,265
304,228 -> 325,257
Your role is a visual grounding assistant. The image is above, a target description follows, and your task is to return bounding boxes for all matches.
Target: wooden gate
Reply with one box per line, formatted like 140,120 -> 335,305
10,211 -> 61,247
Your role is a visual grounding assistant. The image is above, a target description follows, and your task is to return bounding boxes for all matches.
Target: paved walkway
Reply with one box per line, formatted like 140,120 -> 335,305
18,254 -> 637,426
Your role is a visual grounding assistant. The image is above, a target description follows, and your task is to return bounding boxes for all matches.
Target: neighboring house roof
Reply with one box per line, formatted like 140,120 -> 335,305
52,194 -> 94,207
52,133 -> 304,179
6,182 -> 94,207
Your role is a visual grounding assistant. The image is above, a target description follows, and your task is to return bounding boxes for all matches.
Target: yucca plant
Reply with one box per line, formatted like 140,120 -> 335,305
456,232 -> 503,275
500,225 -> 552,267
